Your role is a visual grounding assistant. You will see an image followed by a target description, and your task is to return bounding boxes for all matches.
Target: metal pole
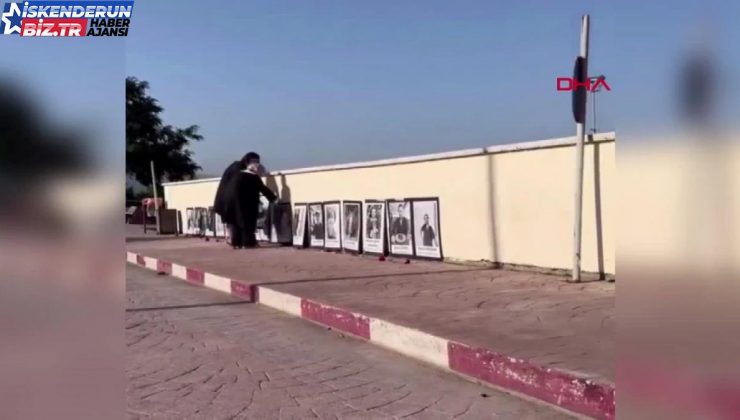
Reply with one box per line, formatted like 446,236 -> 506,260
150,160 -> 161,234
592,87 -> 597,133
572,15 -> 589,282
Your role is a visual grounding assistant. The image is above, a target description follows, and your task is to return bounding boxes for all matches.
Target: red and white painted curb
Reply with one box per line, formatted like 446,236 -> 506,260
127,251 -> 615,419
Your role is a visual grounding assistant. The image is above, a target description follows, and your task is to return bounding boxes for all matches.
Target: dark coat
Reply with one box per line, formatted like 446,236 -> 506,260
391,217 -> 410,236
213,161 -> 244,224
311,222 -> 324,239
232,171 -> 277,230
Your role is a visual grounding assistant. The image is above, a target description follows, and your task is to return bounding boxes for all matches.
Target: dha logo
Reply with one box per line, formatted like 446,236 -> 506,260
556,76 -> 611,92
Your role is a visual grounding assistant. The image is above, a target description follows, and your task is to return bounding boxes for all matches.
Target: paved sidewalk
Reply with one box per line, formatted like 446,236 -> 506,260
128,265 -> 572,419
128,236 -> 614,418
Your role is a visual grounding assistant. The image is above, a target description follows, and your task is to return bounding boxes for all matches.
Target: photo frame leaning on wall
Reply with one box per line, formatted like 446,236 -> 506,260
308,202 -> 325,248
341,201 -> 362,253
292,203 -> 308,248
196,207 -> 208,237
189,207 -> 204,236
214,212 -> 225,238
362,200 -> 386,255
323,201 -> 342,250
270,202 -> 293,245
255,196 -> 271,242
386,199 -> 414,257
411,197 -> 443,260
185,208 -> 195,235
205,206 -> 216,237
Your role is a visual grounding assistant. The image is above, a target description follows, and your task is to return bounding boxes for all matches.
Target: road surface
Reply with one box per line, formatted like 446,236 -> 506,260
126,265 -> 572,419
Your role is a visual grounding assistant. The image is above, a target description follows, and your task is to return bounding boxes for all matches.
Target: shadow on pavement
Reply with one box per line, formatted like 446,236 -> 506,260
126,236 -> 185,243
254,267 -> 495,287
126,301 -> 253,312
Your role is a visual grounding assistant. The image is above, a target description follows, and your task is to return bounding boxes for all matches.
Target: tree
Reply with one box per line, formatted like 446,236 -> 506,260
126,77 -> 203,195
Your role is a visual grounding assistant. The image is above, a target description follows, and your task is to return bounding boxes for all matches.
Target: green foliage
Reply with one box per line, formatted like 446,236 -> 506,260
126,77 -> 203,188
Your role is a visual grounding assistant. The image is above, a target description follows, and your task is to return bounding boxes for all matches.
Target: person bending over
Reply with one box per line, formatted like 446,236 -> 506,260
232,162 -> 277,248
213,151 -> 261,244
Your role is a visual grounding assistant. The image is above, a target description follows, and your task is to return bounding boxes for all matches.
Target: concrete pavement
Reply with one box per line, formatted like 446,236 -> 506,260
127,265 -> 573,419
127,236 -> 614,418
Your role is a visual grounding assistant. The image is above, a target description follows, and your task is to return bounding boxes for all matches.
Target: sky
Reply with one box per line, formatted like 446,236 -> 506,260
2,1 -> 738,175
126,1 -> 622,174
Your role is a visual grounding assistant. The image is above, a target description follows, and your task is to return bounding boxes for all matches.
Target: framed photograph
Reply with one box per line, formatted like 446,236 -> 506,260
270,202 -> 293,244
342,201 -> 362,253
214,212 -> 225,237
204,206 -> 216,237
256,196 -> 271,242
323,201 -> 342,250
387,199 -> 414,257
196,207 -> 208,237
190,207 -> 203,236
185,208 -> 195,235
292,203 -> 308,247
308,203 -> 325,248
411,198 -> 443,260
362,200 -> 386,255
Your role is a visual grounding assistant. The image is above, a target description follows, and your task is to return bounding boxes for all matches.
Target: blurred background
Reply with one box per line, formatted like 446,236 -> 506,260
615,3 -> 740,420
0,38 -> 124,419
1,1 -> 738,418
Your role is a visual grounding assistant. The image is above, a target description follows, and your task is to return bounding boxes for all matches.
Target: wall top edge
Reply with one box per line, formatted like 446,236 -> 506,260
163,131 -> 615,187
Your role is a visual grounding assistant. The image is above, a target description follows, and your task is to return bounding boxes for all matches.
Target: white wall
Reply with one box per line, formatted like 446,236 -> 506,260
164,133 -> 616,274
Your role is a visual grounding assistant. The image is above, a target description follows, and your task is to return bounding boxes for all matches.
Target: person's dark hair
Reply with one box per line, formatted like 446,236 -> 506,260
240,152 -> 260,167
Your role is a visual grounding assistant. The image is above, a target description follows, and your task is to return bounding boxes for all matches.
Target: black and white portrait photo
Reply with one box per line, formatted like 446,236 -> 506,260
387,199 -> 413,256
189,207 -> 201,236
342,201 -> 362,252
308,203 -> 324,247
292,203 -> 307,247
270,202 -> 293,244
323,202 -> 341,249
184,208 -> 194,235
214,212 -> 226,237
362,200 -> 386,254
196,207 -> 208,236
205,206 -> 216,237
412,198 -> 443,259
256,196 -> 271,242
